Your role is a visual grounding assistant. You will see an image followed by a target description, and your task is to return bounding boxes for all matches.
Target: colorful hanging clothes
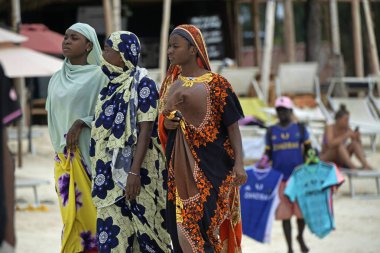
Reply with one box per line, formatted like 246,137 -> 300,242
240,166 -> 283,243
285,161 -> 344,238
158,25 -> 244,253
90,31 -> 172,252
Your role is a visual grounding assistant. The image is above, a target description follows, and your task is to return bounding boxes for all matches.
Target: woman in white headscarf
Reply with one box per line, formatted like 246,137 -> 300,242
46,23 -> 108,253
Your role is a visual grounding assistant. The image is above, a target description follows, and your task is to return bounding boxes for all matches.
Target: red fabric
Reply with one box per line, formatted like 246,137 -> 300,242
20,24 -> 64,55
220,219 -> 242,253
220,187 -> 242,253
84,249 -> 98,253
158,114 -> 168,152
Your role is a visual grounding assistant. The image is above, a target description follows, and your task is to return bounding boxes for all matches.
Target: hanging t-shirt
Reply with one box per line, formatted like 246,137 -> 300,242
285,162 -> 344,238
265,123 -> 311,181
240,166 -> 283,243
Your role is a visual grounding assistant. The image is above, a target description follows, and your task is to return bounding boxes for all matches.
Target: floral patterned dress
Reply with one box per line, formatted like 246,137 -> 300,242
54,149 -> 97,252
91,76 -> 172,253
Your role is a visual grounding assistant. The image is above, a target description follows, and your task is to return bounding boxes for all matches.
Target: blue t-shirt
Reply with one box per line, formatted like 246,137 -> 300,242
265,123 -> 310,180
285,162 -> 343,238
240,166 -> 283,243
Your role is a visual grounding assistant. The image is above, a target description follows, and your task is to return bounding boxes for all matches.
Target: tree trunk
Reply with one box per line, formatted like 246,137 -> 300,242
305,0 -> 321,62
252,0 -> 261,66
283,0 -> 296,62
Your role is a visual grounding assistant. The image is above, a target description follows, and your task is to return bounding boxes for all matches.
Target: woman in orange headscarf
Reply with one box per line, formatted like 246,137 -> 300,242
158,24 -> 246,253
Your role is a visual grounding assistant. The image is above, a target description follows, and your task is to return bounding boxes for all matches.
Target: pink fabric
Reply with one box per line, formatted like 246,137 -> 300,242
276,181 -> 303,220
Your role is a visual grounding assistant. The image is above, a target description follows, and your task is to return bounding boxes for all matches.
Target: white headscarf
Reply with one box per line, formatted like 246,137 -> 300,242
68,22 -> 102,65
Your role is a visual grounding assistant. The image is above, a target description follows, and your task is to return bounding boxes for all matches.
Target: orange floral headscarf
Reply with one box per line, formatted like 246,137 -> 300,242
158,24 -> 211,114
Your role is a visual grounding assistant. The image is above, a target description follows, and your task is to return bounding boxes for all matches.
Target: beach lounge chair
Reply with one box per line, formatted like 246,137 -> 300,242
275,62 -> 331,123
369,76 -> 380,117
340,169 -> 380,199
16,177 -> 50,206
220,67 -> 259,97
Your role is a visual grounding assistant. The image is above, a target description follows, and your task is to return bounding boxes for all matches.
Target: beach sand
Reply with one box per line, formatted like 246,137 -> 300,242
10,126 -> 380,253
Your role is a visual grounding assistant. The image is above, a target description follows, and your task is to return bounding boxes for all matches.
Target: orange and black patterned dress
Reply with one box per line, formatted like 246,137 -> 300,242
161,71 -> 243,253
159,24 -> 243,253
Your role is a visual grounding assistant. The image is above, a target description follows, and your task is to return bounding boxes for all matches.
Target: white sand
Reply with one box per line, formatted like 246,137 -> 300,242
10,126 -> 380,253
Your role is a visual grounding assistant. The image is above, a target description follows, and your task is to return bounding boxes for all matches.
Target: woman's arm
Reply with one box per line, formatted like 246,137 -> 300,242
227,122 -> 247,186
66,119 -> 87,151
125,121 -> 153,201
324,125 -> 354,148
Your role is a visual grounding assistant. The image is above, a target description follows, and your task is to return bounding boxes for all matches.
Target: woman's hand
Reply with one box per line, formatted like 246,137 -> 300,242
233,163 -> 248,186
66,120 -> 85,151
164,117 -> 180,130
353,130 -> 361,141
125,173 -> 141,201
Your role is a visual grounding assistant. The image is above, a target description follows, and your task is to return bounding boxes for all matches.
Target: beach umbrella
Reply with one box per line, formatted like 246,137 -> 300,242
20,23 -> 64,55
0,45 -> 62,78
0,27 -> 27,43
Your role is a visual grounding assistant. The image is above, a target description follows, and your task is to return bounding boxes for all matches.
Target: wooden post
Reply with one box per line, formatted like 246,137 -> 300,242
103,0 -> 114,36
159,0 -> 172,83
234,0 -> 242,66
112,0 -> 122,31
11,0 -> 21,31
352,0 -> 364,77
330,0 -> 341,55
261,0 -> 276,104
252,0 -> 261,66
330,0 -> 347,96
283,0 -> 296,62
11,0 -> 23,167
362,0 -> 380,75
226,0 -> 236,67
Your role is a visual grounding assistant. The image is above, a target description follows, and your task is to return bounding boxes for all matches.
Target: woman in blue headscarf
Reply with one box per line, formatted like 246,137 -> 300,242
90,31 -> 172,252
46,23 -> 108,253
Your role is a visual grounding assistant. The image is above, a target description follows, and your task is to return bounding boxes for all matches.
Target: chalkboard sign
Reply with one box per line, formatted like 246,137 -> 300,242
190,15 -> 224,60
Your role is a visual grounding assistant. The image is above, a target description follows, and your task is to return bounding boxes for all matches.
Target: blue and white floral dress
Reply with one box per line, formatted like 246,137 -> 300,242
91,76 -> 172,253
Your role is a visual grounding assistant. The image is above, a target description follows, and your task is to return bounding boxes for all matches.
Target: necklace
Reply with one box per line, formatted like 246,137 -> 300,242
178,72 -> 213,87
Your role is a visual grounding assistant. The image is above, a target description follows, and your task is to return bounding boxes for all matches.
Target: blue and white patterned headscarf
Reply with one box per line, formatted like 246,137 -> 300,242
92,31 -> 148,190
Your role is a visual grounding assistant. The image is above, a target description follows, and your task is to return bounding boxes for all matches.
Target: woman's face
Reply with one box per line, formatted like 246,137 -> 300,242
62,29 -> 91,59
102,43 -> 124,68
336,114 -> 349,128
167,34 -> 196,66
